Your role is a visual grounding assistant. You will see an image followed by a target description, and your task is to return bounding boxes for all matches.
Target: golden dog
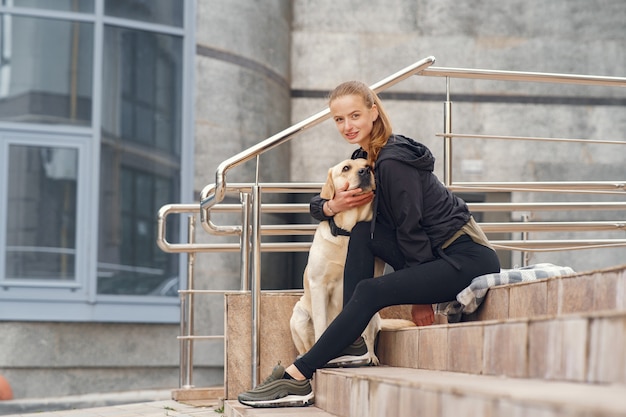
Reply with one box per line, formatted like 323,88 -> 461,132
290,158 -> 413,366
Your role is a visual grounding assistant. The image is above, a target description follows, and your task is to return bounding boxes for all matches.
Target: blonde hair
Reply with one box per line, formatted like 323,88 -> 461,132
329,81 -> 393,165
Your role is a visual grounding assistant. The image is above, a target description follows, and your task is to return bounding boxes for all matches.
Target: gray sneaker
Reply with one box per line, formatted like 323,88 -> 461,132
237,363 -> 314,408
325,336 -> 372,367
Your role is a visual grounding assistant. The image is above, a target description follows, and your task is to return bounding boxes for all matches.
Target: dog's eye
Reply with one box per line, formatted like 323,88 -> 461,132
342,165 -> 350,172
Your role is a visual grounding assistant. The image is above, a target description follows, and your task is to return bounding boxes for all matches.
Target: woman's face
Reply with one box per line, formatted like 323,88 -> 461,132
330,94 -> 379,151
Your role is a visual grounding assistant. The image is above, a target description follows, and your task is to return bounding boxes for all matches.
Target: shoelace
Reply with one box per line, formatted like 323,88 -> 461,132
257,362 -> 284,387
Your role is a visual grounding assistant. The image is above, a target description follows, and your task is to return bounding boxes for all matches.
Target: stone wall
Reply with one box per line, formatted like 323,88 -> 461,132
0,322 -> 221,399
288,0 -> 626,271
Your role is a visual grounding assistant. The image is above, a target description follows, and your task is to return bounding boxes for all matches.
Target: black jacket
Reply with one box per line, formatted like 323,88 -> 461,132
310,134 -> 471,268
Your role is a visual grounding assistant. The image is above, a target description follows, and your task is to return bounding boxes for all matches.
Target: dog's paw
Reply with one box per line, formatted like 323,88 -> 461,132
369,353 -> 380,366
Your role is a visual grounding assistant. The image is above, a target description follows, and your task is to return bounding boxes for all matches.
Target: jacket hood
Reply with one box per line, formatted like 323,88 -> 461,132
376,134 -> 435,172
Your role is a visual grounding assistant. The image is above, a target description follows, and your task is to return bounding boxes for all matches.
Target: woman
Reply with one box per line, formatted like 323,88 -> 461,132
238,81 -> 501,408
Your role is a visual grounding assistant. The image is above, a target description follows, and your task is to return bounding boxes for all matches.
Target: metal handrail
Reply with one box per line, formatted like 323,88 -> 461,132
159,201 -> 626,250
158,184 -> 626,253
436,133 -> 626,146
161,202 -> 626,249
422,66 -> 626,87
480,221 -> 626,233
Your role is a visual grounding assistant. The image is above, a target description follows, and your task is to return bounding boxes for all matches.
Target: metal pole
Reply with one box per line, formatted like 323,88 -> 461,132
443,77 -> 453,187
240,193 -> 251,291
521,214 -> 530,267
179,289 -> 187,388
184,215 -> 196,388
250,185 -> 262,387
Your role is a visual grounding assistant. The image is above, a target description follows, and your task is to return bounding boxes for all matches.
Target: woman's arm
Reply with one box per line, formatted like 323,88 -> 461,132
310,195 -> 332,222
310,184 -> 374,221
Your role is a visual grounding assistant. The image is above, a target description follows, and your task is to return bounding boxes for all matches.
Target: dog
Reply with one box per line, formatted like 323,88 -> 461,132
289,158 -> 414,366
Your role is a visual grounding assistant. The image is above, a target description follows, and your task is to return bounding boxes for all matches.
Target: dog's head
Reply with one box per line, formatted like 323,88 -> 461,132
320,158 -> 375,200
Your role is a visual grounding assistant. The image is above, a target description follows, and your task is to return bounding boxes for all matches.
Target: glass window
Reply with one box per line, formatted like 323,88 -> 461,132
105,0 -> 183,27
0,14 -> 93,125
10,0 -> 94,13
98,25 -> 181,296
4,144 -> 78,281
101,26 -> 181,155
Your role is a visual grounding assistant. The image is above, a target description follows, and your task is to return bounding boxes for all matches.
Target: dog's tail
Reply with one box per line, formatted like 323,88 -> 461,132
380,318 -> 416,331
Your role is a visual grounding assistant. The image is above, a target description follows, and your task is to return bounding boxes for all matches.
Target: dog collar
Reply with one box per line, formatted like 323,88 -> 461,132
328,217 -> 351,237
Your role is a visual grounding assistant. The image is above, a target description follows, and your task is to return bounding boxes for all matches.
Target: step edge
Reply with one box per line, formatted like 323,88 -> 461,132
317,367 -> 626,414
224,399 -> 338,416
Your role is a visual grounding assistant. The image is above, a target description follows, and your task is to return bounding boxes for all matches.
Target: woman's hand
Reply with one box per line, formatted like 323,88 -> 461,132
411,304 -> 435,327
328,181 -> 374,214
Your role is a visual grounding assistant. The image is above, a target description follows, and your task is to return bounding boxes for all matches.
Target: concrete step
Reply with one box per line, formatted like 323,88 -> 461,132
171,386 -> 223,402
224,265 -> 626,399
224,399 -> 337,416
459,263 -> 626,323
379,309 -> 626,384
377,265 -> 626,385
222,265 -> 626,416
223,265 -> 626,400
314,367 -> 626,417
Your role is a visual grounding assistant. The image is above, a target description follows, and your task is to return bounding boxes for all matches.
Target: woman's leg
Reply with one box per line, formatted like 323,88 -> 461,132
342,222 -> 375,306
294,236 -> 500,378
343,221 -> 405,306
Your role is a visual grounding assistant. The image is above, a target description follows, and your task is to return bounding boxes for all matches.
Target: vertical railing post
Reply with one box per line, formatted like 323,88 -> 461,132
179,215 -> 196,388
521,214 -> 530,267
250,184 -> 262,387
179,288 -> 187,388
443,76 -> 453,187
240,192 -> 251,291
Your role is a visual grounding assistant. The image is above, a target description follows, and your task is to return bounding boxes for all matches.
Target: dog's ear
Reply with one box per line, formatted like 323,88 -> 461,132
320,167 -> 335,200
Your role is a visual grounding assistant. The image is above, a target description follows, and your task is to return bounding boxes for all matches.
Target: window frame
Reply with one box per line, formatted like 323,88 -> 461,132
0,130 -> 91,293
0,0 -> 195,323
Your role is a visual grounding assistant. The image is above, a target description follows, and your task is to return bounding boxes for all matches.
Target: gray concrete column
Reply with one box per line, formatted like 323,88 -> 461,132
194,1 -> 293,295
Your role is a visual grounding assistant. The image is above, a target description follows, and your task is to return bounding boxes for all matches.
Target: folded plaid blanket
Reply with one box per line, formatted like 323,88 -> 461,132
436,263 -> 576,323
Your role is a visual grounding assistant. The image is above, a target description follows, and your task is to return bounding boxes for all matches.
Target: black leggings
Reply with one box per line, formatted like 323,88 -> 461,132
293,221 -> 500,379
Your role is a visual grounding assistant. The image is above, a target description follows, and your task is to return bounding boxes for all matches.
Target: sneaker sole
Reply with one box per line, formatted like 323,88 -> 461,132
239,392 -> 314,408
324,354 -> 372,368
